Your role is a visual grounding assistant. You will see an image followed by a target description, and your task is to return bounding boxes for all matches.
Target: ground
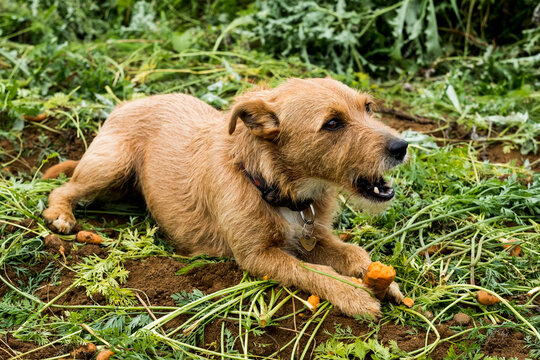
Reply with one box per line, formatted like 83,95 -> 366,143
1,109 -> 538,359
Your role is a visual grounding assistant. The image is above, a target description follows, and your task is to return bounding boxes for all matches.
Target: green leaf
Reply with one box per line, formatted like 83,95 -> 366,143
171,29 -> 197,53
425,0 -> 442,59
445,84 -> 462,113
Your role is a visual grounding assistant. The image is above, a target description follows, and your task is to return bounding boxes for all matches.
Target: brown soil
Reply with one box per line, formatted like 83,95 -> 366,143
2,244 -> 532,360
0,120 -> 94,176
0,333 -> 70,360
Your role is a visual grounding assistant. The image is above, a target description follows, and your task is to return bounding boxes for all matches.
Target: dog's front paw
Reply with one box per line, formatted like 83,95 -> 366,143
43,207 -> 76,234
384,281 -> 404,304
327,283 -> 382,319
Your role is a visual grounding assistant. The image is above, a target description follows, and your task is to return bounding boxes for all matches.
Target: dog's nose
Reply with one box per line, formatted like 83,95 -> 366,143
387,139 -> 408,161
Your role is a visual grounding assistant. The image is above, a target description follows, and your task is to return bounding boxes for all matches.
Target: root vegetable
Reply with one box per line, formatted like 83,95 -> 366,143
76,231 -> 102,244
307,295 -> 320,312
24,113 -> 47,121
71,342 -> 97,359
476,291 -> 500,306
402,297 -> 415,308
363,261 -> 396,300
500,238 -> 521,257
339,232 -> 353,241
419,245 -> 449,256
96,349 -> 114,360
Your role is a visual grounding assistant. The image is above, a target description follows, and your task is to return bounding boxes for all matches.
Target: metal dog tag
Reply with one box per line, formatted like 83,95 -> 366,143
299,204 -> 317,251
300,235 -> 317,251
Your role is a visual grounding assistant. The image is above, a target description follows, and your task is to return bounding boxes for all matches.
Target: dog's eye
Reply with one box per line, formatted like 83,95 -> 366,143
322,118 -> 344,131
365,102 -> 372,114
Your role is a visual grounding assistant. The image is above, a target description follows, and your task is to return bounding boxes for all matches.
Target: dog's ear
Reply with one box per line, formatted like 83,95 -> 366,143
228,99 -> 280,140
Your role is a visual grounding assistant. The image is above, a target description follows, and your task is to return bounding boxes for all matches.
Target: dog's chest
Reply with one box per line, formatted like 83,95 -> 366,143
278,207 -> 304,244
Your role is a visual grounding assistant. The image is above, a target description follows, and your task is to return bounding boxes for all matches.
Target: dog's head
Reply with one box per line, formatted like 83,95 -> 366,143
228,78 -> 408,212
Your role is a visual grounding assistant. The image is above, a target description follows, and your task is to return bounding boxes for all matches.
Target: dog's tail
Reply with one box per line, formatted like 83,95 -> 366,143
42,160 -> 79,179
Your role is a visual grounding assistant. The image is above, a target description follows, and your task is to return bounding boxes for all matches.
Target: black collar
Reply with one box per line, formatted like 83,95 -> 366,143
240,163 -> 312,212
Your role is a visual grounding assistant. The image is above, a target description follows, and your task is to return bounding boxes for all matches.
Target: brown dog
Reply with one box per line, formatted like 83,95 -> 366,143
43,78 -> 408,317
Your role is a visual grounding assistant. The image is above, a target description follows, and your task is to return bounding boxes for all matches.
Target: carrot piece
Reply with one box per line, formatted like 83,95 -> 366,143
363,261 -> 396,300
71,342 -> 97,359
76,230 -> 102,244
24,113 -> 47,122
96,349 -> 114,360
307,295 -> 320,312
476,291 -> 500,306
500,238 -> 521,257
402,297 -> 415,308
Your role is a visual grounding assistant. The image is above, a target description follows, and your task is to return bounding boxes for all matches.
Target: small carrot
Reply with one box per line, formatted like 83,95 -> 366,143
402,297 -> 415,308
96,349 -> 114,360
419,244 -> 449,256
24,113 -> 47,121
71,342 -> 97,359
500,238 -> 521,257
76,230 -> 102,244
363,261 -> 396,300
476,290 -> 500,306
307,294 -> 320,312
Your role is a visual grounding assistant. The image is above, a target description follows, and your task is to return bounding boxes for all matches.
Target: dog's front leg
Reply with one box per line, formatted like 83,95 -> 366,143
233,244 -> 381,318
301,229 -> 404,304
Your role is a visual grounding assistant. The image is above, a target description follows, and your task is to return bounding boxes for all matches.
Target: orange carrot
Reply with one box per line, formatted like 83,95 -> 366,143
76,230 -> 102,244
363,261 -> 396,300
307,295 -> 320,312
71,343 -> 97,359
24,113 -> 47,121
96,349 -> 114,360
476,291 -> 500,306
500,238 -> 521,257
402,297 -> 415,308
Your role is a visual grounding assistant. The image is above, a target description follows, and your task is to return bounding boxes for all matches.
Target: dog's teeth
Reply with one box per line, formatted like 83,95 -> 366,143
373,186 -> 380,195
387,178 -> 393,187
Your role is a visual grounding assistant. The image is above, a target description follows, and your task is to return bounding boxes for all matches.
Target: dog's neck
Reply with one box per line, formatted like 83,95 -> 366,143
229,127 -> 328,209
240,163 -> 313,211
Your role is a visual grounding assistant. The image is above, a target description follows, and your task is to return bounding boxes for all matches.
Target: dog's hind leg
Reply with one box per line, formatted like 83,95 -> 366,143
43,135 -> 134,233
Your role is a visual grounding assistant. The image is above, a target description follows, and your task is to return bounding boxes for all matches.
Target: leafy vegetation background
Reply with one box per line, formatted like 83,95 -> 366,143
1,0 -> 539,359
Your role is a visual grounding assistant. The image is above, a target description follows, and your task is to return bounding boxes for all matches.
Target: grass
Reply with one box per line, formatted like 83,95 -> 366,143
1,1 -> 539,359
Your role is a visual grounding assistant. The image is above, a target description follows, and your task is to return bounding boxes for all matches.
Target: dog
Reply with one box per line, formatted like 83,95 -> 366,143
43,78 -> 408,317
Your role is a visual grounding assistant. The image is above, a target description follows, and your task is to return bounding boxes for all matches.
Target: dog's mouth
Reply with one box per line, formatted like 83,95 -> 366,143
353,176 -> 395,202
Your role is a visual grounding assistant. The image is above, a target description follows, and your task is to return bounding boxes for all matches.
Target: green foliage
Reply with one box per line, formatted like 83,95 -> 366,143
315,338 -> 406,359
73,254 -> 135,305
247,0 -> 539,74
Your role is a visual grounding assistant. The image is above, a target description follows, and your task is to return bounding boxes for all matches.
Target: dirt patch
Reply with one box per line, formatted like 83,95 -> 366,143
0,120 -> 92,176
480,143 -> 540,171
482,328 -> 530,359
122,258 -> 243,307
0,333 -> 70,360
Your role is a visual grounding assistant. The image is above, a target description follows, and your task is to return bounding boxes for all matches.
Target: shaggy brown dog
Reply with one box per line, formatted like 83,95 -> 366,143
43,78 -> 408,317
